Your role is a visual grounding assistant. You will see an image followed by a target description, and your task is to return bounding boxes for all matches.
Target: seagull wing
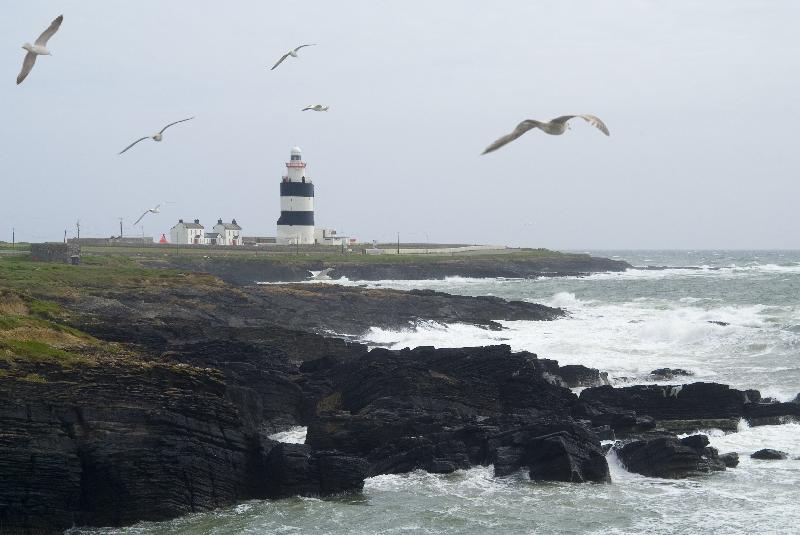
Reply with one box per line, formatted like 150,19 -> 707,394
271,53 -> 291,70
133,210 -> 150,226
159,116 -> 195,135
551,115 -> 610,135
118,137 -> 149,155
152,204 -> 161,212
293,43 -> 317,52
302,106 -> 313,111
577,114 -> 610,135
16,52 -> 37,85
320,268 -> 334,276
35,15 -> 63,46
481,120 -> 542,154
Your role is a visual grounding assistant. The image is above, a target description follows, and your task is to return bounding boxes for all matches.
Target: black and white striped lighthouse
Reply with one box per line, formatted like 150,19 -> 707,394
277,146 -> 315,244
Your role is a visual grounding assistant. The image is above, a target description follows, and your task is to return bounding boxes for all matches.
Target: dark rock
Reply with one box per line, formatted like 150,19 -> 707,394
302,345 -> 609,483
616,434 -> 727,478
158,254 -> 631,285
557,364 -> 610,388
680,434 -> 710,450
707,321 -> 729,327
649,368 -> 694,380
744,402 -> 800,423
656,418 -> 740,434
486,422 -> 610,483
244,284 -> 565,335
580,383 -> 751,421
750,449 -> 788,460
572,400 -> 656,435
719,452 -> 739,467
264,443 -> 368,497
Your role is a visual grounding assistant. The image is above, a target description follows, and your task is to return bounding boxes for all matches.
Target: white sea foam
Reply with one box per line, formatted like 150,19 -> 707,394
357,283 -> 800,397
268,426 -> 307,444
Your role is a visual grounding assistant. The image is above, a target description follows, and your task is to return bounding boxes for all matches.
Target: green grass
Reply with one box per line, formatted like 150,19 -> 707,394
0,316 -> 24,330
0,255 -> 190,298
0,339 -> 92,366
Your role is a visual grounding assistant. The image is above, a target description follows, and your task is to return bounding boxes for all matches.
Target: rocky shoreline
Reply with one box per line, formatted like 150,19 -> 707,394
0,256 -> 797,533
144,251 -> 631,284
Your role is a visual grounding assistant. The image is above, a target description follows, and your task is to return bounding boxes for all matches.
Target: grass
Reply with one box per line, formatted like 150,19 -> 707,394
0,339 -> 91,365
0,255 -> 198,298
75,244 -> 576,264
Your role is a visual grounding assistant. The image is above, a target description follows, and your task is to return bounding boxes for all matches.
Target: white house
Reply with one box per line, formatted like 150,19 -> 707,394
169,219 -> 205,245
204,232 -> 221,245
213,219 -> 242,245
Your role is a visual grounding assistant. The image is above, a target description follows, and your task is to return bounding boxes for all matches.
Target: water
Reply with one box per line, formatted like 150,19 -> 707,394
72,251 -> 800,535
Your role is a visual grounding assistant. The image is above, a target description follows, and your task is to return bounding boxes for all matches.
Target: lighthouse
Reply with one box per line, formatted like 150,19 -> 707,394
276,146 -> 315,244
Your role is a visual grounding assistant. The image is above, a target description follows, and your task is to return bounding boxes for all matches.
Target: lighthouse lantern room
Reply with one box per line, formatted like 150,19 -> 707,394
276,146 -> 315,244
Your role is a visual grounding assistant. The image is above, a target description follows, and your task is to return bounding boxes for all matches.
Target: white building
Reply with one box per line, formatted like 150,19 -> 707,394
277,147 -> 315,244
204,232 -> 221,245
314,228 -> 344,246
213,219 -> 242,245
169,219 -> 205,245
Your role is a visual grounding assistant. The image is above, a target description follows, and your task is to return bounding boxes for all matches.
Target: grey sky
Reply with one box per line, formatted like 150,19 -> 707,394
2,1 -> 798,249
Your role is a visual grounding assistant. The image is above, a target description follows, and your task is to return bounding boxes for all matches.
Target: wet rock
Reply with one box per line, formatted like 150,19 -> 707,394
616,434 -> 727,478
557,364 -> 610,388
572,400 -> 656,435
264,443 -> 368,497
745,402 -> 800,424
649,368 -> 694,380
707,320 -> 729,327
719,452 -> 739,467
750,449 -> 788,460
303,345 -> 609,483
656,418 -> 740,434
488,423 -> 610,483
580,383 -> 751,421
161,254 -> 631,285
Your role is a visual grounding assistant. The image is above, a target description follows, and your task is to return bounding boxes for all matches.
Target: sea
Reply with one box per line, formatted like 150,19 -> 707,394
73,251 -> 800,535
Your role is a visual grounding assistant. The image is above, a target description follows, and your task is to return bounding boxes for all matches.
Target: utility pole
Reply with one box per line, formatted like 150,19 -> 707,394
64,229 -> 67,243
12,227 -> 15,249
118,218 -> 123,239
76,219 -> 80,240
397,232 -> 400,254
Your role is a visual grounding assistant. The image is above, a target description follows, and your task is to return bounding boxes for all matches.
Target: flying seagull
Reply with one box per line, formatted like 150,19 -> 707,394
132,204 -> 161,226
119,117 -> 195,155
482,115 -> 610,155
270,44 -> 316,70
17,15 -> 63,85
302,104 -> 329,112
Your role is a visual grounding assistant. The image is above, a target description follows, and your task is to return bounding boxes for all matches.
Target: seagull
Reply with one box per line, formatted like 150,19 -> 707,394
132,204 -> 161,226
118,117 -> 195,155
17,15 -> 63,85
308,268 -> 334,281
270,44 -> 316,70
482,115 -> 610,154
302,104 -> 329,112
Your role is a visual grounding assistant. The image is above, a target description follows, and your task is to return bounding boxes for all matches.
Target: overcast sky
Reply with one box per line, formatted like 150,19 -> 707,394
2,1 -> 798,249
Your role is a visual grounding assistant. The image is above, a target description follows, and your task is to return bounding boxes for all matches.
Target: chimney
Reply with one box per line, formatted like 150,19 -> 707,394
194,219 -> 200,224
232,218 -> 237,225
218,218 -> 223,224
178,219 -> 184,223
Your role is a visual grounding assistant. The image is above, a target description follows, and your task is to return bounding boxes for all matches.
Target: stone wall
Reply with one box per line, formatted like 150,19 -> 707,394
30,242 -> 81,264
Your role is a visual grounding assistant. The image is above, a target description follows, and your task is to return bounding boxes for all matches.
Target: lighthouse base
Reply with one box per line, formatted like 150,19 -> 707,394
277,225 -> 315,245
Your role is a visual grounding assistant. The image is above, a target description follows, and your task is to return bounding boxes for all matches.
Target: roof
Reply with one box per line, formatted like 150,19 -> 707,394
216,223 -> 242,230
172,222 -> 204,229
205,232 -> 220,238
291,146 -> 302,155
